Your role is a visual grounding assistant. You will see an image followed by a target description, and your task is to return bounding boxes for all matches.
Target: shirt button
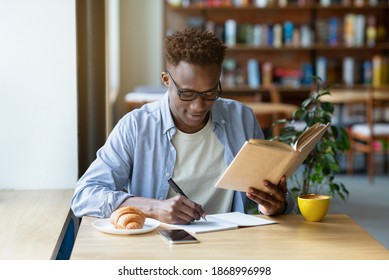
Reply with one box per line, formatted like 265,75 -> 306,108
170,147 -> 175,151
165,172 -> 170,177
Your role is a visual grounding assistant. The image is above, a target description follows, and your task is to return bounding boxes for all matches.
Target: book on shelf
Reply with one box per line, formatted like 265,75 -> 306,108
215,122 -> 330,192
373,55 -> 389,87
316,57 -> 327,83
273,24 -> 282,48
366,15 -> 377,48
328,17 -> 339,47
225,19 -> 237,47
168,212 -> 276,234
247,59 -> 261,88
362,60 -> 373,85
253,24 -> 262,47
283,21 -> 294,46
343,57 -> 355,87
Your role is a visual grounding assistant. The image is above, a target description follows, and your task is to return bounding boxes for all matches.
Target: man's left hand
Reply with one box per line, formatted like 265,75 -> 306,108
246,175 -> 287,216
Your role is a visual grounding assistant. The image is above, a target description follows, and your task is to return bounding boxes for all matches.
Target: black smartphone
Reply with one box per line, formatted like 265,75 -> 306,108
158,229 -> 199,244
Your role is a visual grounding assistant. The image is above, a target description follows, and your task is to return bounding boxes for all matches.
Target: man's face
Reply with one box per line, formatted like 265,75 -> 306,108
162,62 -> 221,134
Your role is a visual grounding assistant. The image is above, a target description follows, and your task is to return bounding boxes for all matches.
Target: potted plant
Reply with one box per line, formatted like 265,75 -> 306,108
271,78 -> 351,209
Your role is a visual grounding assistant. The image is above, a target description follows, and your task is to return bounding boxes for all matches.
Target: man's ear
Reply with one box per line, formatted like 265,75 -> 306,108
161,72 -> 169,87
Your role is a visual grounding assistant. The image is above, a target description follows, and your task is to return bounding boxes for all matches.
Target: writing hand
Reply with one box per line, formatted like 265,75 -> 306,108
154,196 -> 206,224
246,175 -> 287,216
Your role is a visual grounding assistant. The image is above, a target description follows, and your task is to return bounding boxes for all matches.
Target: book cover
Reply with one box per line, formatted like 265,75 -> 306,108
215,123 -> 330,192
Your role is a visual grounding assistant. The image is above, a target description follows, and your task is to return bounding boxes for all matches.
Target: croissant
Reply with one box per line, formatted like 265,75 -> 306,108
110,206 -> 146,229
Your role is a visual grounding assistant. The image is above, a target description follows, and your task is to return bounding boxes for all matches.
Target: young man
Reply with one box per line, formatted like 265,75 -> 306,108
71,28 -> 293,224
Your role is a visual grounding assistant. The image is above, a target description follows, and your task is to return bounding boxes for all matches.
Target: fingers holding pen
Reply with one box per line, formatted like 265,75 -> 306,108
160,196 -> 205,224
167,178 -> 207,222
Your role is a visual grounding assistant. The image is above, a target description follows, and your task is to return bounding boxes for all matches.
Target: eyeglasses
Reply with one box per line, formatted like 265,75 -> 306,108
166,70 -> 222,101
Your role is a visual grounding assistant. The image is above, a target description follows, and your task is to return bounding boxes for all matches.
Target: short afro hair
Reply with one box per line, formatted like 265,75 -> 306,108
164,28 -> 226,67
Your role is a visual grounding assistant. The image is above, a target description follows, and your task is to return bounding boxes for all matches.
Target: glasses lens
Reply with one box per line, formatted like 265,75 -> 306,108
202,91 -> 220,101
179,91 -> 198,101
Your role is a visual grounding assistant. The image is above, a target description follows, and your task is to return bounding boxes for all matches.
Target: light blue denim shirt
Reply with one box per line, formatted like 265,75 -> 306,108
71,93 -> 294,218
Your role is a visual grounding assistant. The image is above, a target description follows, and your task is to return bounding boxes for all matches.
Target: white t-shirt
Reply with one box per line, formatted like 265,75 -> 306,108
168,118 -> 234,214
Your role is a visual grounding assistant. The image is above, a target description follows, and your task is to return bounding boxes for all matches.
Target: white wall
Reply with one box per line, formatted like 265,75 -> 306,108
0,0 -> 78,189
115,0 -> 163,123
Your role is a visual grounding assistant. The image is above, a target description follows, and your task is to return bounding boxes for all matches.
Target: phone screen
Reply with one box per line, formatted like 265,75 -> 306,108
158,229 -> 199,244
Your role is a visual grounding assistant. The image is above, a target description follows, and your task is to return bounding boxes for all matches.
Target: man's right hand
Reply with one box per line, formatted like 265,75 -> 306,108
119,196 -> 206,224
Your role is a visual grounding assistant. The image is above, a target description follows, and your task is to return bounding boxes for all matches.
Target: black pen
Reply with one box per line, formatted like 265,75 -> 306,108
168,178 -> 207,221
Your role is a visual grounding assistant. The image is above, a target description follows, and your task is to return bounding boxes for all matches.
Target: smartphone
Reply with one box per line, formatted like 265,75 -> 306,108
158,229 -> 199,244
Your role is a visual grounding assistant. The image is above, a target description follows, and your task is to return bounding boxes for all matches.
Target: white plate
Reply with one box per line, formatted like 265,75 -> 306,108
92,218 -> 160,235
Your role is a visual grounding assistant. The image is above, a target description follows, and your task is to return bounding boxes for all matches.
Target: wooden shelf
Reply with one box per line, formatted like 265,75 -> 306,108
164,1 -> 389,104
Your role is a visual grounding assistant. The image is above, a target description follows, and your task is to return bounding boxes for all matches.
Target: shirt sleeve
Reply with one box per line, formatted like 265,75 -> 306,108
71,116 -> 134,218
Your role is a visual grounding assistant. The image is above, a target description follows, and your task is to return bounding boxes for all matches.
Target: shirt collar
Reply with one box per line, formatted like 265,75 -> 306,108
161,91 -> 175,135
161,92 -> 227,135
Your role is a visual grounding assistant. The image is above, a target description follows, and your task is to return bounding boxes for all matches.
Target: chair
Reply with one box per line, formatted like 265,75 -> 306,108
347,88 -> 389,182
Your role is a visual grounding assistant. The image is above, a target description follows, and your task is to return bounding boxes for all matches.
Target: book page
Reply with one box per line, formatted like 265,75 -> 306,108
249,138 -> 294,151
210,212 -> 276,227
293,123 -> 330,151
168,212 -> 276,234
169,216 -> 238,234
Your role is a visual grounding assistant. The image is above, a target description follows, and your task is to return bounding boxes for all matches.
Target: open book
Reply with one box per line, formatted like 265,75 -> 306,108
215,122 -> 330,193
169,212 -> 276,234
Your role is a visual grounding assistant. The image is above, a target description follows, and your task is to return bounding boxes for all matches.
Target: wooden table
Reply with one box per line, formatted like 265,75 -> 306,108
320,89 -> 389,104
70,214 -> 389,260
0,189 -> 74,259
320,88 -> 389,127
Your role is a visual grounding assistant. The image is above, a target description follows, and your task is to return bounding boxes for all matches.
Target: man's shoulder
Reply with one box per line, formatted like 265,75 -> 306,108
214,98 -> 252,113
123,100 -> 162,120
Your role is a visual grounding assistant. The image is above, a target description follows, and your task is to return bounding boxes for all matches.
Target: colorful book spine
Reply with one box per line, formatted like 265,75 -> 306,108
283,21 -> 294,46
343,57 -> 355,87
262,62 -> 273,87
253,24 -> 262,46
328,17 -> 339,47
344,13 -> 355,47
301,63 -> 313,85
267,24 -> 274,47
316,57 -> 327,83
354,15 -> 365,47
300,24 -> 312,47
273,24 -> 282,48
372,55 -> 382,87
247,59 -> 261,88
366,15 -> 377,47
362,60 -> 372,85
254,0 -> 267,7
225,19 -> 237,46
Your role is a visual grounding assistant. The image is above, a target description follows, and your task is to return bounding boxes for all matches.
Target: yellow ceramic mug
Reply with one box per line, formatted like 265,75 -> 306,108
298,194 -> 330,222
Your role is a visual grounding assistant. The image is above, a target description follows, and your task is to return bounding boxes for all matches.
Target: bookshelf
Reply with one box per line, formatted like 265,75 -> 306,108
164,0 -> 389,104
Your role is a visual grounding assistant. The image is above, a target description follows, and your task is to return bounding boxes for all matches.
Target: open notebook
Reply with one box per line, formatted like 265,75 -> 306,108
167,212 -> 276,234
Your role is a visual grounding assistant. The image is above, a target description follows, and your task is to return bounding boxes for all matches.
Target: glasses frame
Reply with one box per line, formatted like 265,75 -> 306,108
166,70 -> 222,102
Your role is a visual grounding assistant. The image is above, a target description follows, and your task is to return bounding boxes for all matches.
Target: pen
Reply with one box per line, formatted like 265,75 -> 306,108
168,178 -> 207,221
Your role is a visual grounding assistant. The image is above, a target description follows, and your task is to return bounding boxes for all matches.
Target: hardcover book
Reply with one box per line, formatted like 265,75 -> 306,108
215,122 -> 330,193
